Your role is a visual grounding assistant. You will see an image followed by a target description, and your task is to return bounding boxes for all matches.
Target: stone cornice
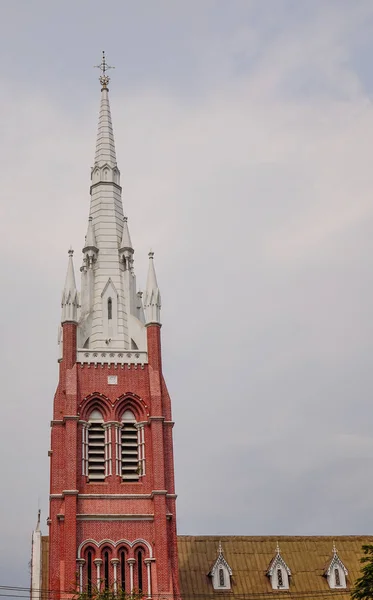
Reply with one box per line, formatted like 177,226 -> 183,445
77,514 -> 154,521
90,181 -> 122,194
78,493 -> 152,499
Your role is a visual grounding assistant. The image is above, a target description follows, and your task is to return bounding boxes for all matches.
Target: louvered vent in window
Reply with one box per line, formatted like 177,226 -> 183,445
88,410 -> 105,481
121,410 -> 139,481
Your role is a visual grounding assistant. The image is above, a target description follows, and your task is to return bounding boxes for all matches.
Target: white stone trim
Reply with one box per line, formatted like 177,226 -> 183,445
82,423 -> 89,476
128,558 -> 135,593
76,514 -> 154,521
77,349 -> 148,365
77,537 -> 153,558
78,493 -> 152,499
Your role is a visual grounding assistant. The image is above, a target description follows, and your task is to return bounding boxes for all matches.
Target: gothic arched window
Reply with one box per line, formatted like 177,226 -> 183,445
137,549 -> 144,592
335,568 -> 341,587
119,549 -> 126,592
219,568 -> 225,587
103,549 -> 110,590
277,568 -> 284,588
87,409 -> 105,481
120,410 -> 139,481
87,550 -> 93,598
108,298 -> 112,320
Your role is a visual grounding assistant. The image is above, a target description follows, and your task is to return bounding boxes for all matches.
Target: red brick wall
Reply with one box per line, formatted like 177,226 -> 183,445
48,322 -> 180,598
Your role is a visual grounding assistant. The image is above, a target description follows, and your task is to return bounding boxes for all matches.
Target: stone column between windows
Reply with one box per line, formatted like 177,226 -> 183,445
111,558 -> 119,593
76,558 -> 85,593
114,423 -> 121,476
94,559 -> 103,590
103,423 -> 112,476
144,558 -> 155,599
127,558 -> 136,592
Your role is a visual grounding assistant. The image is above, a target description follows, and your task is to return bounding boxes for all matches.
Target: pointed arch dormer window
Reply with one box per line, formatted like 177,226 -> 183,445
324,543 -> 348,589
267,543 -> 291,590
209,542 -> 232,591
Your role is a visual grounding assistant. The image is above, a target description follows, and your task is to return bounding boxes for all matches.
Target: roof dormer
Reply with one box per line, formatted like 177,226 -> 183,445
267,543 -> 291,590
324,543 -> 348,589
209,542 -> 233,591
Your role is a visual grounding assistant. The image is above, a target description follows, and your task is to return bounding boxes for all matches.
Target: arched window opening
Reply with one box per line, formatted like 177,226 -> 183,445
87,409 -> 105,481
103,550 -> 110,590
277,568 -> 284,588
108,298 -> 112,320
87,550 -> 93,598
335,568 -> 341,587
121,410 -> 139,481
219,568 -> 225,587
120,549 -> 126,593
137,549 -> 143,592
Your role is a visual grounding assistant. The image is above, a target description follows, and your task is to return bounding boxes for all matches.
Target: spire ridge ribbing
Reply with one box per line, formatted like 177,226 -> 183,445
94,87 -> 117,167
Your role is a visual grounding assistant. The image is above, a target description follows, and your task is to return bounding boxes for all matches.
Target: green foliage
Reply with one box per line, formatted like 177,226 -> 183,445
352,545 -> 373,600
73,583 -> 144,600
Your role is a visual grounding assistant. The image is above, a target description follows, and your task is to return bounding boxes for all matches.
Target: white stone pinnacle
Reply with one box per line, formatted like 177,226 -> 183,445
61,248 -> 79,323
120,216 -> 133,251
83,217 -> 97,251
144,251 -> 161,325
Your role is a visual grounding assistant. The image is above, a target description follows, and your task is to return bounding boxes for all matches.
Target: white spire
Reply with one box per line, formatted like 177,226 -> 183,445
120,216 -> 133,251
94,80 -> 117,167
77,55 -> 146,353
144,251 -> 161,325
61,248 -> 79,324
83,217 -> 98,252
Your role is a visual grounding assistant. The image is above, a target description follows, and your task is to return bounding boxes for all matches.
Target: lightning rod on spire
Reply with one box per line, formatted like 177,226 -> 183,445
94,50 -> 115,90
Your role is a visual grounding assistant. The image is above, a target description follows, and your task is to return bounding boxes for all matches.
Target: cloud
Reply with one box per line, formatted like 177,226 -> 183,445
0,0 -> 372,587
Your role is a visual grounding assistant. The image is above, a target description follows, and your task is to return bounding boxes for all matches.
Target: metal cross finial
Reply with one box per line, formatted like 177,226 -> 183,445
94,51 -> 115,90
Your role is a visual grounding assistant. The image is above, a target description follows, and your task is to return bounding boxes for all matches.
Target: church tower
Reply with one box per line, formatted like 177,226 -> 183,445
49,53 -> 180,599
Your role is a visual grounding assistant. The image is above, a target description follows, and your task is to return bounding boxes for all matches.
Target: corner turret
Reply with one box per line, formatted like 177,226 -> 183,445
61,248 -> 79,324
144,251 -> 161,325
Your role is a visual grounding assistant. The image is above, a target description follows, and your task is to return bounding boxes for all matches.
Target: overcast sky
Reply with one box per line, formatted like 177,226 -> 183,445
0,0 -> 373,588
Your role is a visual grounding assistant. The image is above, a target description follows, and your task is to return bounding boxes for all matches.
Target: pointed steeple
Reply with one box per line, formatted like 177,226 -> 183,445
144,251 -> 161,325
83,217 -> 98,253
94,52 -> 117,168
61,248 -> 79,324
120,216 -> 133,252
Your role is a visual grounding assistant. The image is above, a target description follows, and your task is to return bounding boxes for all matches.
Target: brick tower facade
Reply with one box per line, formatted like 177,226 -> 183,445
48,54 -> 180,600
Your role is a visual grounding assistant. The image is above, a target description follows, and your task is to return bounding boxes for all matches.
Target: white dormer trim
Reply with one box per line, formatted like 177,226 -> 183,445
325,544 -> 348,589
209,543 -> 233,591
267,545 -> 291,590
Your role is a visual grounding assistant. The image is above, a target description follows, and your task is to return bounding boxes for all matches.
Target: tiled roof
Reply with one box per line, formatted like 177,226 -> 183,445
177,535 -> 373,600
41,534 -> 373,599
